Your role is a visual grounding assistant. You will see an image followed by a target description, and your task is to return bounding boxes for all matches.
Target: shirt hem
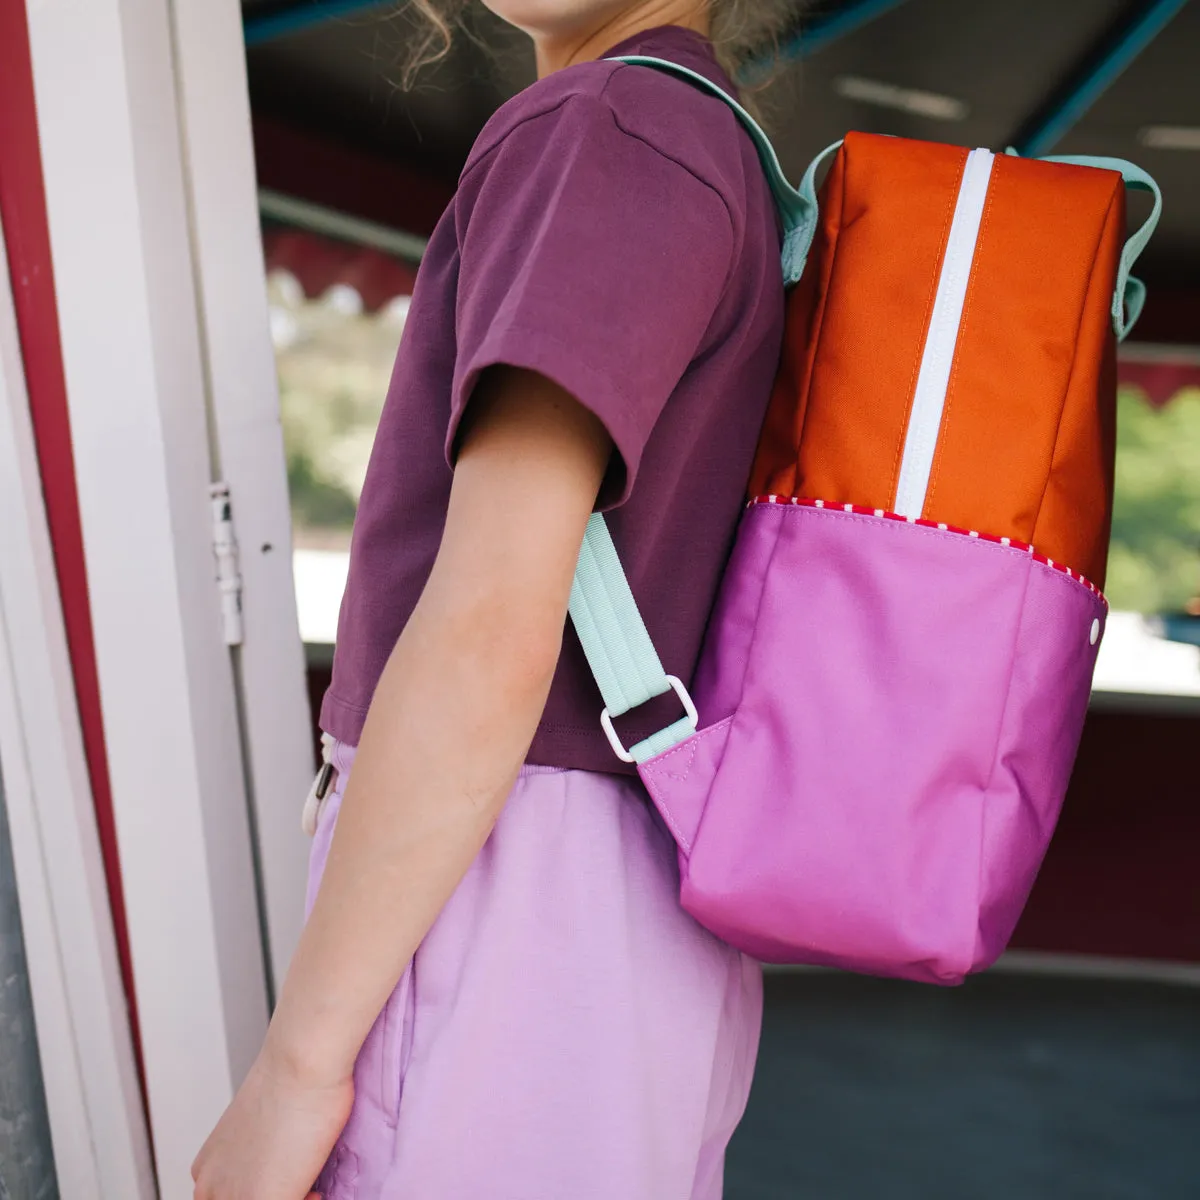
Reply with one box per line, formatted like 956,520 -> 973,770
319,685 -> 642,778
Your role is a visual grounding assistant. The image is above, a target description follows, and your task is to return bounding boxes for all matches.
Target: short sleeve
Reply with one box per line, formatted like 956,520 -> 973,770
448,93 -> 736,508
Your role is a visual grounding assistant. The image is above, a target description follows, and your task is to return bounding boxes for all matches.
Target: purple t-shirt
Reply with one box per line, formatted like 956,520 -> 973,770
321,25 -> 784,774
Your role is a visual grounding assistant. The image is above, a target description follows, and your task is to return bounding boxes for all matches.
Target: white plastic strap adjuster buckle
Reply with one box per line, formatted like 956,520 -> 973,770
600,674 -> 698,764
301,733 -> 337,837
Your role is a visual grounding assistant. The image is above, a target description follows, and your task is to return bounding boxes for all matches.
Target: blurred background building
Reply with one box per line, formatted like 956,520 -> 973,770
0,1 -> 1197,1196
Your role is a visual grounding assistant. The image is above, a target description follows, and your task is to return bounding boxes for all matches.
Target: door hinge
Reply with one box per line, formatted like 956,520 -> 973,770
210,482 -> 244,646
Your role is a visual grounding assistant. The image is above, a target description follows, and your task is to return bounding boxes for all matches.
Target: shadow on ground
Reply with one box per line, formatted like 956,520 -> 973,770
726,969 -> 1200,1199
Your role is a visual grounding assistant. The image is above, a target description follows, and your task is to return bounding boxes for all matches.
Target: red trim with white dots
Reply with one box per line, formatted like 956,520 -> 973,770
751,495 -> 1107,605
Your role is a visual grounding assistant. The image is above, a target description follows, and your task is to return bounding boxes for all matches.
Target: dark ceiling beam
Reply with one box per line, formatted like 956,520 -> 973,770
243,0 -> 399,47
742,0 -> 911,81
1010,0 -> 1190,157
246,0 -> 911,63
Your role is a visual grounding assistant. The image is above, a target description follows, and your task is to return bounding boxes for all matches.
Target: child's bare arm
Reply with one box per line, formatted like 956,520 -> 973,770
193,365 -> 610,1198
269,363 -> 611,1084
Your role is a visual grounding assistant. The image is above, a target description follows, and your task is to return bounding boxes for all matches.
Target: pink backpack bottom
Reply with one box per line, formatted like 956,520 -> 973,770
638,499 -> 1105,985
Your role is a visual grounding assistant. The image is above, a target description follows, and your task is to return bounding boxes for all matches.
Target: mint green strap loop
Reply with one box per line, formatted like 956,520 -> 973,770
608,55 -> 838,286
789,139 -> 843,284
629,715 -> 698,763
1041,156 -> 1160,341
1008,150 -> 1161,341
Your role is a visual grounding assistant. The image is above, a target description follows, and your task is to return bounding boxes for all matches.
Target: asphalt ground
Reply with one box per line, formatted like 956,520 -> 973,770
725,968 -> 1200,1199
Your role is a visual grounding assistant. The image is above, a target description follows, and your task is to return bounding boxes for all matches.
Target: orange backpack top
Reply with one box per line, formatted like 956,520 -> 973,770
750,131 -> 1153,587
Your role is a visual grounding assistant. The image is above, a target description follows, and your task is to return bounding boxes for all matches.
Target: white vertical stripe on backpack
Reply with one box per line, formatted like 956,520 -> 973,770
894,148 -> 995,520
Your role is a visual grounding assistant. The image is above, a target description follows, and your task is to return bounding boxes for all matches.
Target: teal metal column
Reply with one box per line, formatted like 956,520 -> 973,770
1011,0 -> 1191,156
243,0 -> 400,46
740,0 -> 912,82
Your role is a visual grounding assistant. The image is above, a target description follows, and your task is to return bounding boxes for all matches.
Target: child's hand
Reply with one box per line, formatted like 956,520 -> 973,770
191,1044 -> 353,1200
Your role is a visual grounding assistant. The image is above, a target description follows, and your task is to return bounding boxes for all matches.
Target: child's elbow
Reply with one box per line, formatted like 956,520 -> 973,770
443,594 -> 565,705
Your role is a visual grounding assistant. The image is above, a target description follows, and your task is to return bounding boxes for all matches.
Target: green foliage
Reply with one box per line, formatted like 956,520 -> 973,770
286,448 -> 359,530
273,298 -> 403,544
1107,386 -> 1200,613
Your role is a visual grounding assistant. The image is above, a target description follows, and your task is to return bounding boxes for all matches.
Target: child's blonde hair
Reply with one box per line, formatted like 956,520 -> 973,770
400,1 -> 799,93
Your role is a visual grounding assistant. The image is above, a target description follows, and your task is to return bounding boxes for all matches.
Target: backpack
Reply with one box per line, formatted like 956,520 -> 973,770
572,55 -> 1162,984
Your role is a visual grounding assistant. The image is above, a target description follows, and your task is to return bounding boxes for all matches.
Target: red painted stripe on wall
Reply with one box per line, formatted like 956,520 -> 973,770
0,0 -> 147,1101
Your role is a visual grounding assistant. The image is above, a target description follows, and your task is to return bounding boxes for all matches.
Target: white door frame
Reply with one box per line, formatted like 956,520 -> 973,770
170,0 -> 315,996
24,0 -> 275,1191
0,210 -> 156,1200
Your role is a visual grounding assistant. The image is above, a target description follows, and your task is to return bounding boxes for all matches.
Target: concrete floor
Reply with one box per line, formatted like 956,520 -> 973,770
725,969 -> 1200,1199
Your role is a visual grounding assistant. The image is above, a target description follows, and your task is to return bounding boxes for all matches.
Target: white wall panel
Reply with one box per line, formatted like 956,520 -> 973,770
25,0 -> 270,1191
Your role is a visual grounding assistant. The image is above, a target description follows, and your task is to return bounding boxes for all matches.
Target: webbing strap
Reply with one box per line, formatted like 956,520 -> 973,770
570,56 -> 837,762
629,715 -> 699,763
569,514 -> 672,719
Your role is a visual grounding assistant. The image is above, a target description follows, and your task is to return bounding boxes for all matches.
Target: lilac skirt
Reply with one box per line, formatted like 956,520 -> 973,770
307,742 -> 763,1199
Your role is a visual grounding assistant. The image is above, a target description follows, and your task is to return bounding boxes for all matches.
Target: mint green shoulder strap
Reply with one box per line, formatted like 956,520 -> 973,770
570,513 -> 698,763
564,55 -> 835,764
567,56 -> 836,762
572,54 -> 837,762
609,54 -> 840,286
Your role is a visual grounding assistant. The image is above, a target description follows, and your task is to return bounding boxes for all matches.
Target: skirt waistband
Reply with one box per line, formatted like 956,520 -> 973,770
325,737 -> 569,783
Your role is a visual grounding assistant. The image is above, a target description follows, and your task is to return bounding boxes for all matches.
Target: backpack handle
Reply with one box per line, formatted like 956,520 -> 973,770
608,55 -> 838,286
1031,155 -> 1161,342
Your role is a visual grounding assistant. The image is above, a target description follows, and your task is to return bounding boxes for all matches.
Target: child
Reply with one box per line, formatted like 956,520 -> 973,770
193,2 -> 792,1196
